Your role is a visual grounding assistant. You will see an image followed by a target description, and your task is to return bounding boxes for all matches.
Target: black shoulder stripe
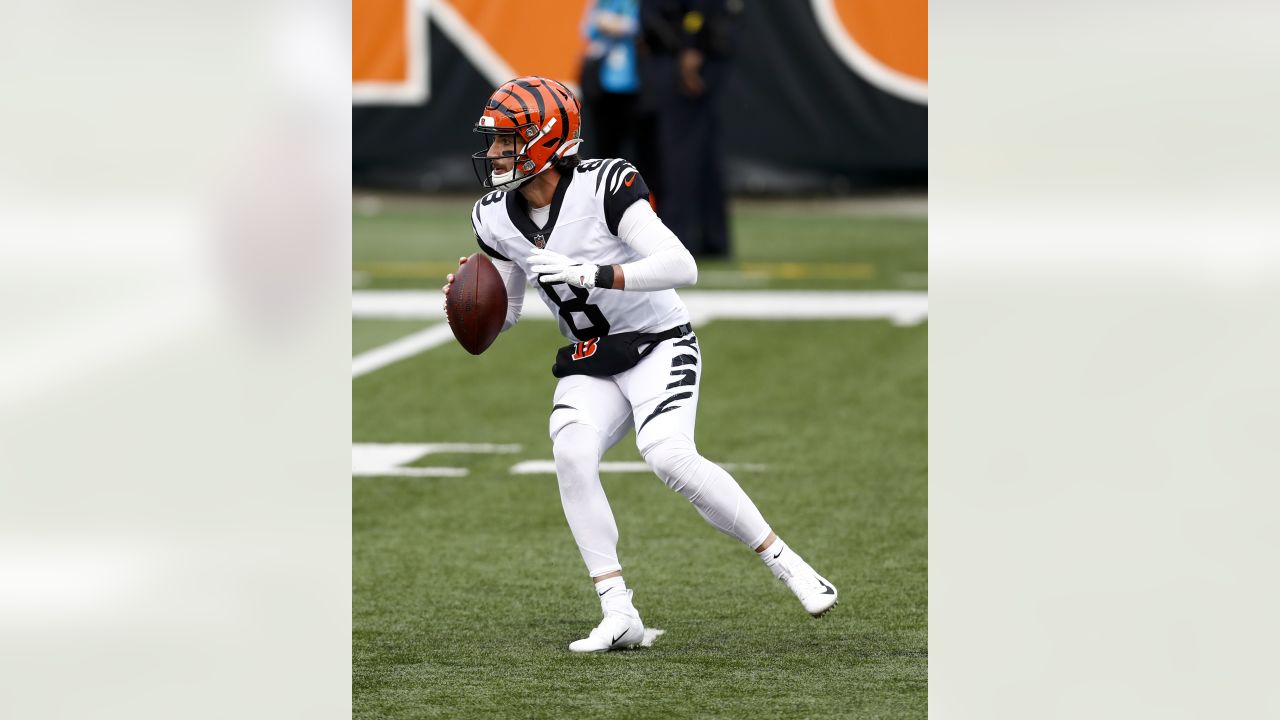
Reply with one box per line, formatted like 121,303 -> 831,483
612,163 -> 637,194
475,234 -> 510,262
601,160 -> 625,196
595,159 -> 617,194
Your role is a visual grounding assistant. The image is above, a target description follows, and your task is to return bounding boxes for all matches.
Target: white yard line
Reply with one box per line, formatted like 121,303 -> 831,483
352,290 -> 927,378
352,449 -> 767,479
509,460 -> 768,475
352,323 -> 456,378
356,467 -> 469,478
353,289 -> 552,321
352,442 -> 522,477
353,290 -> 927,322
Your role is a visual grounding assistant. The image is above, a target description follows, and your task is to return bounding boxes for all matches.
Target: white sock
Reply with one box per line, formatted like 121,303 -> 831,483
758,536 -> 793,580
594,576 -> 636,616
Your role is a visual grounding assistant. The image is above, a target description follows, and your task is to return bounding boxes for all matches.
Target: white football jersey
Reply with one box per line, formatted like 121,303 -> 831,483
471,158 -> 690,342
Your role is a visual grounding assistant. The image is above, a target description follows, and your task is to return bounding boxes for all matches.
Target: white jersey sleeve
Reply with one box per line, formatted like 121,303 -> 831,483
615,200 -> 697,291
471,193 -> 526,332
491,257 -> 526,331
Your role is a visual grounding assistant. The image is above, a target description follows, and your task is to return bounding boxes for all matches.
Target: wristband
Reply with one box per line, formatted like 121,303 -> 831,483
594,264 -> 615,289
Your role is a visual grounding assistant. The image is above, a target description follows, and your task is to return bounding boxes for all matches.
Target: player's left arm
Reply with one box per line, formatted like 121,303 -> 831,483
528,164 -> 696,291
526,203 -> 697,291
607,200 -> 697,291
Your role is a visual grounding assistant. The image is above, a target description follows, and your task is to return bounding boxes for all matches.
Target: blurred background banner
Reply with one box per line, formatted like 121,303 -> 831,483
352,0 -> 927,193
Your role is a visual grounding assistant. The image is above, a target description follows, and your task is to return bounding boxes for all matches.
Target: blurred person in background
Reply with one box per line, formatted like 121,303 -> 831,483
640,0 -> 742,258
580,0 -> 661,197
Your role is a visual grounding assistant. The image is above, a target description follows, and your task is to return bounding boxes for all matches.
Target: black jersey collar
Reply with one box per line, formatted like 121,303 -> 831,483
506,169 -> 573,249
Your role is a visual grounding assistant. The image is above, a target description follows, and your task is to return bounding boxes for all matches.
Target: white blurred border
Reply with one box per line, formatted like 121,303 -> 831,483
932,2 -> 1280,717
0,1 -> 351,717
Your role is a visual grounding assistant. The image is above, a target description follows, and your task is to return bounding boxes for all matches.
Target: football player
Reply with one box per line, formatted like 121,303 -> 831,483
442,76 -> 837,652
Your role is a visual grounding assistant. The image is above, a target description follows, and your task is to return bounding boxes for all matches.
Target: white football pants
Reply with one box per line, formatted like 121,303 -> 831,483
548,331 -> 772,577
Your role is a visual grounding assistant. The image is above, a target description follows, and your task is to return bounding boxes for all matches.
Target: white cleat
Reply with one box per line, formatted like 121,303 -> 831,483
568,611 -> 645,653
777,560 -> 839,618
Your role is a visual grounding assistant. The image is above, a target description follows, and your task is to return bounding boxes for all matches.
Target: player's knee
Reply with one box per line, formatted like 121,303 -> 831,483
553,423 -> 600,482
640,436 -> 700,490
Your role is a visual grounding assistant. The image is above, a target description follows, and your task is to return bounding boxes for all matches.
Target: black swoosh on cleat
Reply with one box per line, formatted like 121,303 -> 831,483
598,587 -> 611,597
818,580 -> 835,595
611,631 -> 626,645
772,548 -> 783,559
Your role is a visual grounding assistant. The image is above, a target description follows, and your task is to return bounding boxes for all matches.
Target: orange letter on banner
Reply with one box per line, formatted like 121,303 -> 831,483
447,0 -> 591,84
353,0 -> 409,82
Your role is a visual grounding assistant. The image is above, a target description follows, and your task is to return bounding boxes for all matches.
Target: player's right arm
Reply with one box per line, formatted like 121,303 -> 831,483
441,254 -> 525,332
491,257 -> 525,331
442,198 -> 526,331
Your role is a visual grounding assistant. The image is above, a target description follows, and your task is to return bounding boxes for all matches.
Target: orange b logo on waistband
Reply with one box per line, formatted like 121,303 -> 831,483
572,338 -> 598,361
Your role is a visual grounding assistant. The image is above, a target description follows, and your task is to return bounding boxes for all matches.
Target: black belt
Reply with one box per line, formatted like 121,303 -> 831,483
552,323 -> 695,378
650,322 -> 693,341
632,323 -> 693,357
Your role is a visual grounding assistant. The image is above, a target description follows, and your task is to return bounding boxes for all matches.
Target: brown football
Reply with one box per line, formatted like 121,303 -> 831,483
445,252 -> 507,355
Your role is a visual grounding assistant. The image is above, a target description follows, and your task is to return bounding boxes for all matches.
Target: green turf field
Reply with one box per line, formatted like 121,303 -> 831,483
353,196 -> 927,718
354,195 -> 927,291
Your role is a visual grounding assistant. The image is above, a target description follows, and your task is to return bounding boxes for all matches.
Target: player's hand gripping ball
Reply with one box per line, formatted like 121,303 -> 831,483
443,253 -> 507,355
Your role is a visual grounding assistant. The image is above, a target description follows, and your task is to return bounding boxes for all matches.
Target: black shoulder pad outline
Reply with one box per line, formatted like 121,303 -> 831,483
472,199 -> 511,261
600,160 -> 651,236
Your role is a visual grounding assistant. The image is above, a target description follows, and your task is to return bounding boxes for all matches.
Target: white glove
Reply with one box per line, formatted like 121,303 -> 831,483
528,249 -> 599,289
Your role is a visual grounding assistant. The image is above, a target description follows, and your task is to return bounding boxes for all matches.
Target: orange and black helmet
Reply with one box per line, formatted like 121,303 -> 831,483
471,76 -> 583,190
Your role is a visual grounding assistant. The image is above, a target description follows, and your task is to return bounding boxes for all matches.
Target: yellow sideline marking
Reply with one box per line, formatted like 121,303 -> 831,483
738,262 -> 874,280
358,262 -> 460,278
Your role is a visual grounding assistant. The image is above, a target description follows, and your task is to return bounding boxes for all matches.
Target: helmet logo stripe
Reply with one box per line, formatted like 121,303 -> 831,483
512,80 -> 546,124
494,87 -> 530,123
